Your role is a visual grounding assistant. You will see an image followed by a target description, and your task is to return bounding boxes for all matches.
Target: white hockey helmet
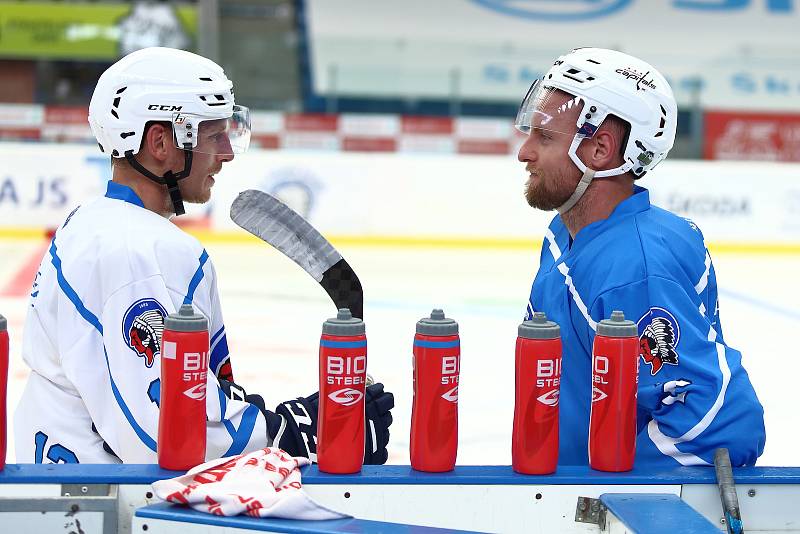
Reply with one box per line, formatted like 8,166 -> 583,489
89,46 -> 250,158
516,48 -> 677,211
88,47 -> 250,215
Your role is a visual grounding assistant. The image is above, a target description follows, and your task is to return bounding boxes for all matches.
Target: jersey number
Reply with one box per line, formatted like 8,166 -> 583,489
34,431 -> 79,464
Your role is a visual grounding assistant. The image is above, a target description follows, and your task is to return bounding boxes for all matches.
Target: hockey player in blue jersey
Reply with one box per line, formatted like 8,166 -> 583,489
15,47 -> 393,464
515,48 -> 765,467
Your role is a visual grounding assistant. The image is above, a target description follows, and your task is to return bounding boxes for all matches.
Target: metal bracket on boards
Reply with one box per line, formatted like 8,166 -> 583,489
0,483 -> 119,533
575,496 -> 607,530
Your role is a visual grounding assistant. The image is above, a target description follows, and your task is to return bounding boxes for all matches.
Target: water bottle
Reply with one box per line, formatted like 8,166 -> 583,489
0,314 -> 8,471
411,309 -> 460,472
512,312 -> 561,474
589,310 -> 639,472
158,304 -> 209,470
318,308 -> 367,474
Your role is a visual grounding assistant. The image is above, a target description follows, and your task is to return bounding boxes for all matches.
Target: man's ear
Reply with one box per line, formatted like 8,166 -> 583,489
142,123 -> 172,162
586,128 -> 620,170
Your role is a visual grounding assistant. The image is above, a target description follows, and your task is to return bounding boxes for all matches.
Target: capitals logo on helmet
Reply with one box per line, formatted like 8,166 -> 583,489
637,307 -> 680,376
122,298 -> 167,368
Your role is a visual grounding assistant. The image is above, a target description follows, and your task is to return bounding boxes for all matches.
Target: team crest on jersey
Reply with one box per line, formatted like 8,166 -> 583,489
122,298 -> 167,368
637,307 -> 680,376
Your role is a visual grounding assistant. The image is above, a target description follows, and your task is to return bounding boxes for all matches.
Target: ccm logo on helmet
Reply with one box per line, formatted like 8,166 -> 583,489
147,104 -> 183,111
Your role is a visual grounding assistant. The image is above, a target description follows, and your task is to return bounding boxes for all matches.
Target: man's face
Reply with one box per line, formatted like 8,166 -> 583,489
170,119 -> 235,205
517,90 -> 582,211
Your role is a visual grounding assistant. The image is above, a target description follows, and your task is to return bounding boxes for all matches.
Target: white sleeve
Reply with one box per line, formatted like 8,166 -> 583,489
59,274 -> 268,463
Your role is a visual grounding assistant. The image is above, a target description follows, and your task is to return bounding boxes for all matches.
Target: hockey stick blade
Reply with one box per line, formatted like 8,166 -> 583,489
230,189 -> 364,319
714,448 -> 744,534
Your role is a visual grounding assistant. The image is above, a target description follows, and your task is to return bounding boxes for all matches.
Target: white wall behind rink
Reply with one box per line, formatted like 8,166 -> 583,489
1,141 -> 799,246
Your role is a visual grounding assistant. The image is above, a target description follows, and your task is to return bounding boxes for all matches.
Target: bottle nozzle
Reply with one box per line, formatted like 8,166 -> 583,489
610,310 -> 626,322
336,308 -> 353,321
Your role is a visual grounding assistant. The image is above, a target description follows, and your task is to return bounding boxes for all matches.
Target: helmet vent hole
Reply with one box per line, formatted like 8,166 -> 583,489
566,68 -> 581,75
587,59 -> 601,64
115,86 -> 127,94
563,74 -> 584,83
654,132 -> 663,137
660,105 -> 667,115
199,77 -> 213,81
586,76 -> 595,81
112,149 -> 119,157
659,117 -> 666,128
120,131 -> 135,139
199,94 -> 229,107
113,97 -> 121,108
111,109 -> 119,119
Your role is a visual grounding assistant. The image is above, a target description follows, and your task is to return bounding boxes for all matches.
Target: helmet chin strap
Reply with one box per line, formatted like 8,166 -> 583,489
557,167 -> 595,214
556,134 -> 633,214
124,146 -> 194,216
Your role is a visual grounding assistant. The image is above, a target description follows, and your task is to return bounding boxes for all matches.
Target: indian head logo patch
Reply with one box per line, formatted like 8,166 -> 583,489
637,307 -> 680,376
122,298 -> 167,368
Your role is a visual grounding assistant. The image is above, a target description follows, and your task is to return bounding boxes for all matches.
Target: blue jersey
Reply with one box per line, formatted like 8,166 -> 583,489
527,186 -> 765,467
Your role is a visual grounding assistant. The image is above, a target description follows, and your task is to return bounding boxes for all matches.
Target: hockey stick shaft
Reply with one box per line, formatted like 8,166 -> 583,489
714,448 -> 744,534
230,189 -> 364,319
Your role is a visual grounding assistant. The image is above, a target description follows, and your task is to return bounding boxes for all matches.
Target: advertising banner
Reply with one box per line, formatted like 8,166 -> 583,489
705,110 -> 800,162
1,142 -> 799,246
0,143 -> 208,229
304,0 -> 800,111
0,1 -> 197,60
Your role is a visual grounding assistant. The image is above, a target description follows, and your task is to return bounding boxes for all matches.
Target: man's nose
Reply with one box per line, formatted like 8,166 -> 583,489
218,136 -> 235,162
517,135 -> 536,163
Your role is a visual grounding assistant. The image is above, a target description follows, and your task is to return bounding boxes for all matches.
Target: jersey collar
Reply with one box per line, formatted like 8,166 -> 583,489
105,181 -> 145,208
568,185 -> 651,250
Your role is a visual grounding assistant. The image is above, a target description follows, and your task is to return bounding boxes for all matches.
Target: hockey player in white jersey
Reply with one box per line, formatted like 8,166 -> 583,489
15,47 -> 394,464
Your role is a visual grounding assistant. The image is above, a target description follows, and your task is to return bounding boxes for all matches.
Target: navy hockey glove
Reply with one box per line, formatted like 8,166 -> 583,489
363,382 -> 394,464
267,384 -> 394,464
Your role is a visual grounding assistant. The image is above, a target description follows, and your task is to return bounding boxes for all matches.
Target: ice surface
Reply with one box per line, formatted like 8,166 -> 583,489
1,238 -> 796,467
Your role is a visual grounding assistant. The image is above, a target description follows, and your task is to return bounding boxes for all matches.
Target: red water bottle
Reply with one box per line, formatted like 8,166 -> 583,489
411,309 -> 459,472
589,310 -> 639,472
317,308 -> 367,474
0,314 -> 8,471
158,304 -> 209,470
512,312 -> 561,474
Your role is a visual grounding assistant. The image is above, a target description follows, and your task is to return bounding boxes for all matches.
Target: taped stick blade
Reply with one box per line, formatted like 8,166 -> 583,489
230,189 -> 363,318
230,189 -> 341,282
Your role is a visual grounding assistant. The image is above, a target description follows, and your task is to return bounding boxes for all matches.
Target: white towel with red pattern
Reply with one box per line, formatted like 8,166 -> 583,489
152,447 -> 347,520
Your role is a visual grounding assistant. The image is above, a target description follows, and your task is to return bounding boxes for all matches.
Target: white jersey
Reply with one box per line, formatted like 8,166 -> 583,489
15,181 -> 269,463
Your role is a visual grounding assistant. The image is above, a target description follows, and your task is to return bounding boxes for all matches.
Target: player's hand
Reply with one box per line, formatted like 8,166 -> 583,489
363,383 -> 394,464
270,383 -> 394,464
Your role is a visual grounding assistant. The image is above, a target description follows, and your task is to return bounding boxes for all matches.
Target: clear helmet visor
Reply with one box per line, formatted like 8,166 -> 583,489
172,105 -> 251,156
515,80 -> 587,138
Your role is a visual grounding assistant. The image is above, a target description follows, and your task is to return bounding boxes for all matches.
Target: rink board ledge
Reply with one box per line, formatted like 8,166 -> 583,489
2,465 -> 800,533
1,463 -> 799,485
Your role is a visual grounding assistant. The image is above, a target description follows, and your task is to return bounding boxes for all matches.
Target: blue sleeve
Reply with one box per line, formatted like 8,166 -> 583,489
591,275 -> 765,467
